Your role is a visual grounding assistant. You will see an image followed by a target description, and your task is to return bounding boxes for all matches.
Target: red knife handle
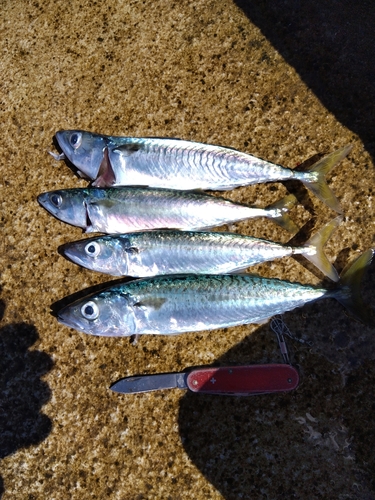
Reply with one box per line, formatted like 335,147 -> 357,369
186,364 -> 299,395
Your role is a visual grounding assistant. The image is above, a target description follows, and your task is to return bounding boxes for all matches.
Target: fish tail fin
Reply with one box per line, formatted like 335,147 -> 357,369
299,216 -> 342,281
266,194 -> 299,233
333,249 -> 374,324
296,144 -> 352,213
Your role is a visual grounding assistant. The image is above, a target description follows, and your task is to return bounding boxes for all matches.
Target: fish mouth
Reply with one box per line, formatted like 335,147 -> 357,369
59,240 -> 98,270
54,130 -> 84,165
57,312 -> 76,330
37,192 -> 57,216
58,243 -> 81,264
57,307 -> 85,332
57,314 -> 72,328
57,311 -> 101,337
56,304 -> 73,326
55,130 -> 71,152
37,192 -> 48,206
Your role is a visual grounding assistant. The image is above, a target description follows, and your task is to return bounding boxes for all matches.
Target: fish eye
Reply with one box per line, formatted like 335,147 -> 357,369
70,132 -> 82,149
81,301 -> 99,320
50,193 -> 62,207
84,241 -> 100,257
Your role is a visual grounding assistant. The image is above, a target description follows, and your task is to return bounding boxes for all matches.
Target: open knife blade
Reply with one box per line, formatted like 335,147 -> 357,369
110,364 -> 299,396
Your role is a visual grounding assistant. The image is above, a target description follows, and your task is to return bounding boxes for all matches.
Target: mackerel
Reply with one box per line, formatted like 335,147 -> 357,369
61,217 -> 342,281
51,130 -> 352,212
37,187 -> 298,234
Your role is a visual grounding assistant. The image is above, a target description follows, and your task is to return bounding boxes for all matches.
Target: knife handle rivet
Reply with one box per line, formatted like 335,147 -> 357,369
192,379 -> 198,386
287,378 -> 292,384
229,369 -> 233,374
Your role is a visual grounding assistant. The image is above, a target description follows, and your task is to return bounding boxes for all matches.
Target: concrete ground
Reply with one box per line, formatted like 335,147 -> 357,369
1,1 -> 375,498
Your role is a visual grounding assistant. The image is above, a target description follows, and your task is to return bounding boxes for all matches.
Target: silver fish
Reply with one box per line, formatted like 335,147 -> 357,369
57,250 -> 373,337
51,130 -> 352,212
37,187 -> 298,234
60,217 -> 342,281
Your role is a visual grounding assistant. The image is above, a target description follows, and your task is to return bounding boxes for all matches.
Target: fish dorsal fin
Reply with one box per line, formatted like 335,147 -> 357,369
83,201 -> 95,233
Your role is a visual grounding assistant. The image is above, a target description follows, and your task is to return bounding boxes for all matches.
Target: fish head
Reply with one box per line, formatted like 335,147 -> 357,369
37,189 -> 88,229
61,236 -> 129,276
57,290 -> 137,337
55,130 -> 108,179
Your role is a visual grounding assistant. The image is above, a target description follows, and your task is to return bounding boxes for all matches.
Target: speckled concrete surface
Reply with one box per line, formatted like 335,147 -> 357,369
1,1 -> 375,499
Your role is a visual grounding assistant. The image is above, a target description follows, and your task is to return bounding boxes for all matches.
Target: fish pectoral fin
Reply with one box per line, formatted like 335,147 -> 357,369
83,201 -> 95,233
133,297 -> 167,311
113,143 -> 143,156
125,246 -> 139,255
87,198 -> 118,210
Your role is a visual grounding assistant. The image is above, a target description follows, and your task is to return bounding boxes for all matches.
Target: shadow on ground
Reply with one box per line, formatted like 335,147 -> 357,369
179,300 -> 375,498
0,300 -> 53,498
235,1 -> 375,159
178,7 -> 375,494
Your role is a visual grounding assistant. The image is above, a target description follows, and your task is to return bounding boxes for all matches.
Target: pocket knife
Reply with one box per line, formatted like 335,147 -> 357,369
110,364 -> 299,396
